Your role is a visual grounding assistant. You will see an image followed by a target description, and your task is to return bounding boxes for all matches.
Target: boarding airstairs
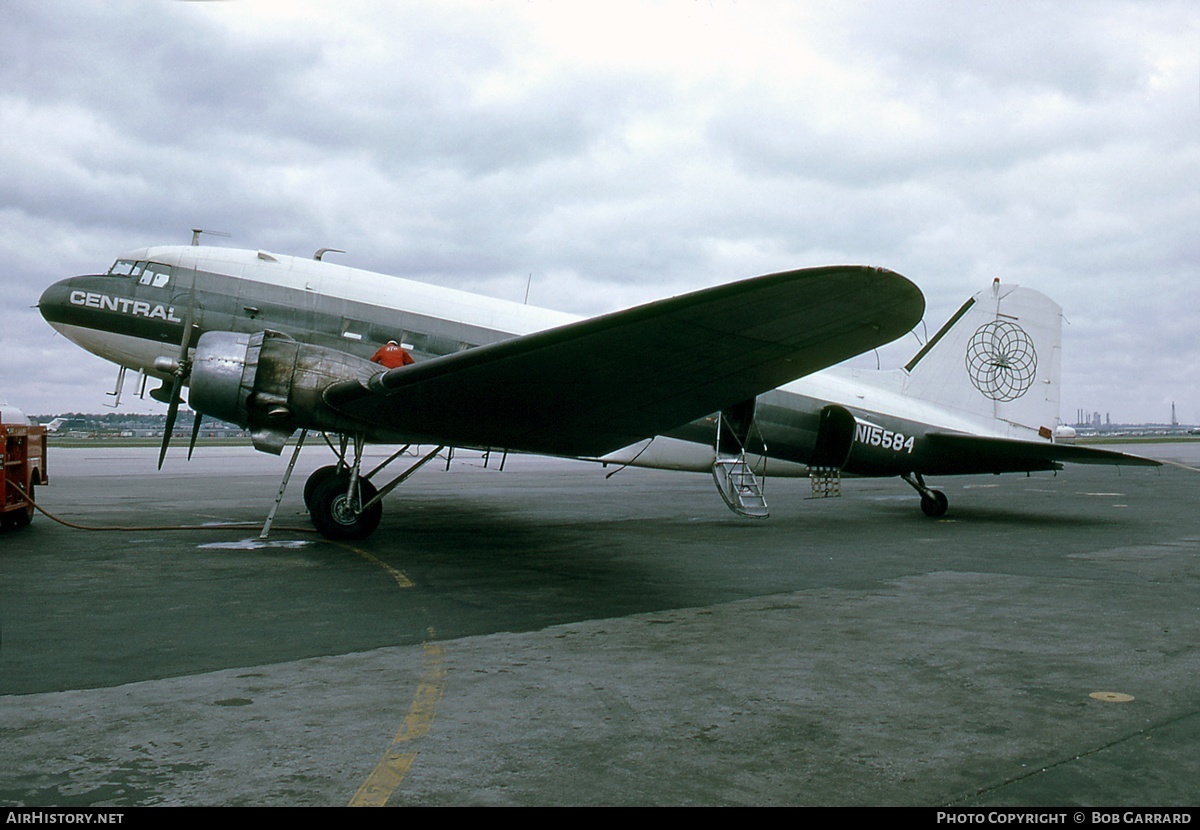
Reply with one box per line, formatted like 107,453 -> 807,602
712,454 -> 769,518
711,408 -> 769,518
807,465 -> 842,499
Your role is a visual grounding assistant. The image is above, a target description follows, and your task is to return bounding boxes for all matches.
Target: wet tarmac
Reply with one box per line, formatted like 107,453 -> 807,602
1,442 -> 1197,806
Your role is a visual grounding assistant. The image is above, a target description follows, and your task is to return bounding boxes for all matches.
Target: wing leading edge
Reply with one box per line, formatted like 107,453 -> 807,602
325,265 -> 924,457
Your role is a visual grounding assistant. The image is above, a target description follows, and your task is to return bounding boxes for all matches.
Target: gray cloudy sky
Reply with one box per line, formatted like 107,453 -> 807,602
1,0 -> 1196,423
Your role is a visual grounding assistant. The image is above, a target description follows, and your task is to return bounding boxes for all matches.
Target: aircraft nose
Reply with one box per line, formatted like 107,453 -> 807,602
39,274 -> 111,327
38,277 -> 77,326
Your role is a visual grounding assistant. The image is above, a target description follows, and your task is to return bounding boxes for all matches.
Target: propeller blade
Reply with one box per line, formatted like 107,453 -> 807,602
187,411 -> 203,460
157,298 -> 196,470
158,375 -> 183,470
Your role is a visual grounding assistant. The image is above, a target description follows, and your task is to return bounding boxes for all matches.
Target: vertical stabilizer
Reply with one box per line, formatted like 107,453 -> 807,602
903,280 -> 1062,437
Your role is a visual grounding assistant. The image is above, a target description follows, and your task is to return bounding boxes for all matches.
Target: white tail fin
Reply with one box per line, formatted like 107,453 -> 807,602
903,280 -> 1062,437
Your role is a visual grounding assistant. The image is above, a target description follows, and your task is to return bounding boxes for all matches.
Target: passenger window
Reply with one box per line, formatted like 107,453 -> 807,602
341,320 -> 367,341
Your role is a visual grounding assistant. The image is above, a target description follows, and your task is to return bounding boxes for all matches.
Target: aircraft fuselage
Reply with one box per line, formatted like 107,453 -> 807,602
39,246 -> 1060,485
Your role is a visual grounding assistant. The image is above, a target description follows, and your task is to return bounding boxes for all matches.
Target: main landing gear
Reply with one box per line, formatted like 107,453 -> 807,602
307,468 -> 383,540
262,431 -> 445,541
304,436 -> 445,540
902,472 -> 948,518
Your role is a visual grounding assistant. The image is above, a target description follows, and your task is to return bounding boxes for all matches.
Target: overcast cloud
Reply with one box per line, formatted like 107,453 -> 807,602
1,0 -> 1196,423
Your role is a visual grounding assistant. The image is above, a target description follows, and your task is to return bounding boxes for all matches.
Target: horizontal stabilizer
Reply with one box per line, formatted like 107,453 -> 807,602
920,432 -> 1161,476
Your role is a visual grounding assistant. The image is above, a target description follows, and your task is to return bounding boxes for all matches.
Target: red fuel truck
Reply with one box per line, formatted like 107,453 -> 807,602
1,404 -> 47,531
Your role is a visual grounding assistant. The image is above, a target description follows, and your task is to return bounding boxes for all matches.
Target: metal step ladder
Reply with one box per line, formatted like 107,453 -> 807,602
807,465 -> 842,499
712,454 -> 770,518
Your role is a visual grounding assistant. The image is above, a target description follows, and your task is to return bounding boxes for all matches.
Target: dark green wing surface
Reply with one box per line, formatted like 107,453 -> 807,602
919,432 -> 1162,475
325,265 -> 924,457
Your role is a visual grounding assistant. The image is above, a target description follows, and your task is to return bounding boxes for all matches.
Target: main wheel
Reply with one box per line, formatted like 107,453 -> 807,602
920,489 -> 948,518
303,465 -> 341,511
309,474 -> 383,540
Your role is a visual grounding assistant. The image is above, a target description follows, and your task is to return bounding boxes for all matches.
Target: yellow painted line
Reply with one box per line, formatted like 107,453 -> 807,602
350,635 -> 447,806
335,544 -> 443,805
341,543 -> 414,589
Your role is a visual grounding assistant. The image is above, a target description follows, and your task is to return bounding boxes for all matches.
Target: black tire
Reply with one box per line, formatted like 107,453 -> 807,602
303,465 -> 341,511
10,481 -> 34,529
309,474 -> 382,541
920,489 -> 948,518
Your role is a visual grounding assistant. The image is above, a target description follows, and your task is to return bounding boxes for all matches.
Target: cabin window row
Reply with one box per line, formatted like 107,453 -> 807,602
340,320 -> 477,356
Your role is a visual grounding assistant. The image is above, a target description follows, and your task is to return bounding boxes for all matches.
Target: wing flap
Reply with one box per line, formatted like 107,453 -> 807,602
326,265 -> 924,456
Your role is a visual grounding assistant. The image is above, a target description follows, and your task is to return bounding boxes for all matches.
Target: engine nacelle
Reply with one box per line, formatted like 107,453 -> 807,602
189,330 -> 380,454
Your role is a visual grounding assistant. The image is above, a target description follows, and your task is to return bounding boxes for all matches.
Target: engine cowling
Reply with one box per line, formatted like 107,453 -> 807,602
189,330 -> 381,454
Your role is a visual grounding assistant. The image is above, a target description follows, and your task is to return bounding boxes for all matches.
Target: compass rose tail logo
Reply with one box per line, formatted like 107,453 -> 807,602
965,319 -> 1038,402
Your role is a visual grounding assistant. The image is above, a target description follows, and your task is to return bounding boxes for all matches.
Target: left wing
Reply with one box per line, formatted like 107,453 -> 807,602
326,265 -> 923,457
918,432 -> 1162,475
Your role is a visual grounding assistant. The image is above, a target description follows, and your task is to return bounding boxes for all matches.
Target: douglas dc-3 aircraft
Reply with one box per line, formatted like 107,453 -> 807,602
38,242 -> 1158,539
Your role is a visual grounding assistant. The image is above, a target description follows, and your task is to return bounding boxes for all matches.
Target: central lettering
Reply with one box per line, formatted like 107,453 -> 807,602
69,291 -> 182,323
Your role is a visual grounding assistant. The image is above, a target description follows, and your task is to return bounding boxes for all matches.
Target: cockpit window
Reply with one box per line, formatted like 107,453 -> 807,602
107,260 -> 171,287
137,263 -> 172,288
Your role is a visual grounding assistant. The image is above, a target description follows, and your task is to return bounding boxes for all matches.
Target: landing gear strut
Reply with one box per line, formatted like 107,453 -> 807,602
295,436 -> 446,541
902,472 -> 948,518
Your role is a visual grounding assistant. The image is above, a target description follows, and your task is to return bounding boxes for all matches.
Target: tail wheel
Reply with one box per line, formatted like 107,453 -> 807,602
309,474 -> 383,540
920,489 -> 948,518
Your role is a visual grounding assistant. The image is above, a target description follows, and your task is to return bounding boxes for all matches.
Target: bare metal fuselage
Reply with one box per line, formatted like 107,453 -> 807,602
42,247 -> 1032,481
